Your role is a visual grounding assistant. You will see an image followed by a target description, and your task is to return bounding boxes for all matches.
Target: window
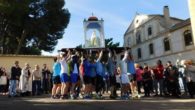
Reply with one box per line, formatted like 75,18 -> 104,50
184,30 -> 193,46
164,38 -> 170,51
137,48 -> 142,59
136,31 -> 141,44
149,43 -> 154,55
148,26 -> 152,36
127,37 -> 131,46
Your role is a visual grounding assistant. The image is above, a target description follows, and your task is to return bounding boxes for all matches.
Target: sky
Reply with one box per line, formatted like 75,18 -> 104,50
42,0 -> 190,56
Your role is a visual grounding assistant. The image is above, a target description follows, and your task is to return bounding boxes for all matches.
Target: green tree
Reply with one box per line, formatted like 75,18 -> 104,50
0,0 -> 70,55
76,44 -> 83,48
105,38 -> 120,48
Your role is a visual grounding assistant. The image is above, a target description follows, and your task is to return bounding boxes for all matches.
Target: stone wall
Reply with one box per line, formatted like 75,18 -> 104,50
0,55 -> 54,75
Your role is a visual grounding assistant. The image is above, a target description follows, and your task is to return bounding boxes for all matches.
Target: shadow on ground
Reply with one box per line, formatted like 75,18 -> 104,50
0,95 -> 195,110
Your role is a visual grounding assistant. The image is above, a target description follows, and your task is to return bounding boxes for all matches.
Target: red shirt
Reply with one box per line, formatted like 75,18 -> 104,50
136,68 -> 143,81
154,65 -> 164,80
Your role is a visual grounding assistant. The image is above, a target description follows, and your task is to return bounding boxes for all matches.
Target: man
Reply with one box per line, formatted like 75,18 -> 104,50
120,50 -> 130,99
70,51 -> 80,99
9,61 -> 21,97
164,61 -> 180,97
95,50 -> 104,99
60,51 -> 71,99
107,49 -> 117,99
19,63 -> 31,96
32,65 -> 42,96
82,53 -> 92,99
42,64 -> 51,94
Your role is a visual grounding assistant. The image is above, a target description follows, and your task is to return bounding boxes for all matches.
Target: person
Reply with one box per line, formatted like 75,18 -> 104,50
81,51 -> 97,99
185,60 -> 195,98
142,66 -> 152,97
135,63 -> 143,95
153,60 -> 164,96
178,60 -> 188,95
102,61 -> 109,94
19,63 -> 32,96
9,61 -> 21,97
51,57 -> 61,99
82,52 -> 92,99
70,51 -> 80,99
42,64 -> 51,94
119,50 -> 130,99
89,56 -> 97,97
164,61 -> 180,97
107,49 -> 117,99
32,65 -> 42,96
95,50 -> 104,99
0,67 -> 8,95
59,51 -> 71,99
127,53 -> 137,98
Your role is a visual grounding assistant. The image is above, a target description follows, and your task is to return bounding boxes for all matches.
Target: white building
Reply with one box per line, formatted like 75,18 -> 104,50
124,6 -> 194,66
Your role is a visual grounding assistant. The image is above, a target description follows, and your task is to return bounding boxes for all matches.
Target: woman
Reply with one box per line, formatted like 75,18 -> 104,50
51,57 -> 61,99
135,63 -> 143,94
185,60 -> 195,98
0,67 -> 8,95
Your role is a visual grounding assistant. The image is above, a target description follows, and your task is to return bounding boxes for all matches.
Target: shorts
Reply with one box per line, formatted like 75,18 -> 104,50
109,76 -> 116,86
116,75 -> 121,83
53,76 -> 61,84
60,73 -> 70,83
90,76 -> 96,86
121,74 -> 130,84
128,74 -> 136,82
71,73 -> 79,83
84,75 -> 91,85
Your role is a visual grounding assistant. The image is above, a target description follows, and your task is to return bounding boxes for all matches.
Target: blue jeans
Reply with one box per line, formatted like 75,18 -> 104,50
154,79 -> 163,95
9,80 -> 17,96
32,80 -> 41,95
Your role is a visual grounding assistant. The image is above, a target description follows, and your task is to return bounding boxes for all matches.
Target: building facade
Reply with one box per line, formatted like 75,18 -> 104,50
189,0 -> 195,39
124,6 -> 194,66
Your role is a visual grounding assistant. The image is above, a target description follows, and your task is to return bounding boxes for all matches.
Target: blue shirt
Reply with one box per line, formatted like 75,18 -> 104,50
127,60 -> 136,74
53,62 -> 61,76
89,63 -> 96,77
83,59 -> 96,77
96,61 -> 104,77
107,58 -> 115,76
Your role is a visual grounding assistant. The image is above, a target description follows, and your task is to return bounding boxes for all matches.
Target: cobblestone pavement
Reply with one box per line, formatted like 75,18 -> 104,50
0,95 -> 195,110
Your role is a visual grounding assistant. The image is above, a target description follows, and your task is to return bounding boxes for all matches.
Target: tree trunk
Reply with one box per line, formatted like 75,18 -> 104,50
15,30 -> 27,55
1,21 -> 8,54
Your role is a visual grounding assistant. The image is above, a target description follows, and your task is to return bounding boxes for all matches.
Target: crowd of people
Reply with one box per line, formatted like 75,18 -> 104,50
0,48 -> 195,100
0,62 -> 52,97
51,49 -> 195,100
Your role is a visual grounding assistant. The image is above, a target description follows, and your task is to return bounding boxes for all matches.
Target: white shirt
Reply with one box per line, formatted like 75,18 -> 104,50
120,61 -> 127,74
60,59 -> 68,74
120,51 -> 128,74
72,64 -> 78,74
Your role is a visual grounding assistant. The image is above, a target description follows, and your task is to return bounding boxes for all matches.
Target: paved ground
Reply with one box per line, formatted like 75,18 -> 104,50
0,95 -> 195,110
